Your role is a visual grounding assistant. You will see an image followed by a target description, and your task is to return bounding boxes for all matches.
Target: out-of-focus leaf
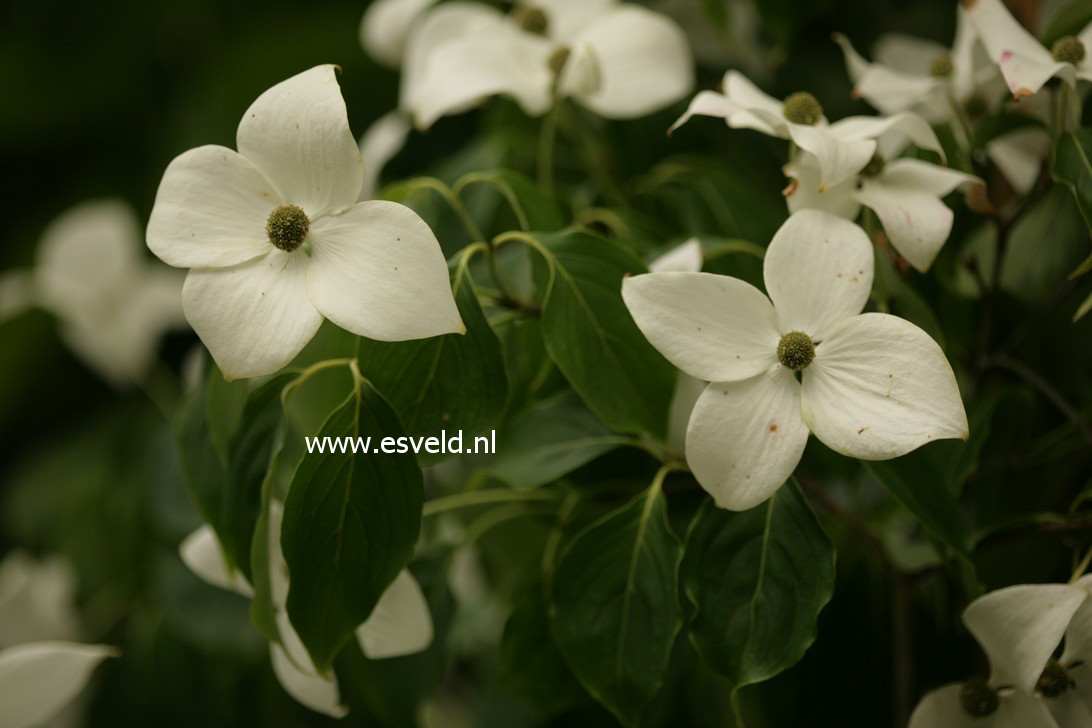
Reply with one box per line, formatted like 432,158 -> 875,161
455,169 -> 565,231
1075,290 -> 1092,321
281,370 -> 423,673
488,392 -> 629,492
1052,129 -> 1092,240
1040,2 -> 1092,46
682,482 -> 834,690
529,229 -> 676,438
549,483 -> 683,726
1003,186 -> 1089,301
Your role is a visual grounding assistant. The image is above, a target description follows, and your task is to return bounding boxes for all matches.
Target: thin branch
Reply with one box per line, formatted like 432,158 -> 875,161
983,354 -> 1092,446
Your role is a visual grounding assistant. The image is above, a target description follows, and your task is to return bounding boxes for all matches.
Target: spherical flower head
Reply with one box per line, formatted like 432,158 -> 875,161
859,153 -> 885,178
512,4 -> 548,35
1035,658 -> 1073,697
776,331 -> 814,371
929,54 -> 954,78
266,205 -> 310,252
782,92 -> 822,125
959,677 -> 999,717
1051,35 -> 1086,65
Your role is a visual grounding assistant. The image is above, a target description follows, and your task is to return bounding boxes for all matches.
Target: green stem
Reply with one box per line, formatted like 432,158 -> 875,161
422,488 -> 562,517
538,98 -> 563,197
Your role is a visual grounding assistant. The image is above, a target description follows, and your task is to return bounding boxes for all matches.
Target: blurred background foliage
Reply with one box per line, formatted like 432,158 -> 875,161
0,0 -> 1089,726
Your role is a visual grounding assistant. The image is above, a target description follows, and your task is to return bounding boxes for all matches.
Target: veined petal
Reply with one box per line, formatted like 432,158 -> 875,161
965,0 -> 1055,94
621,271 -> 780,382
879,158 -> 979,196
1060,574 -> 1092,665
270,620 -> 347,718
998,51 -> 1073,97
722,70 -> 783,119
831,33 -> 871,83
407,25 -> 553,129
854,66 -> 944,116
179,526 -> 253,598
307,201 -> 463,341
667,90 -> 743,135
147,145 -> 277,269
907,684 -> 982,728
182,250 -> 323,380
565,6 -> 693,119
783,152 -> 861,220
963,583 -> 1087,693
356,570 -> 433,659
829,112 -> 945,161
987,127 -> 1049,196
685,369 -> 808,511
0,642 -> 116,728
764,210 -> 874,340
787,123 -> 875,191
236,65 -> 364,218
803,313 -> 967,459
359,0 -> 438,68
853,182 -> 952,273
873,33 -> 950,74
358,111 -> 412,201
537,0 -> 616,41
1047,691 -> 1092,728
649,238 -> 703,273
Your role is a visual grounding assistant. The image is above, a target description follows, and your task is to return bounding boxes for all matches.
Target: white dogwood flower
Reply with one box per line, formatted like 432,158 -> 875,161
147,65 -> 463,380
181,504 -> 433,718
908,578 -> 1092,728
401,0 -> 694,130
784,148 -> 979,272
360,0 -> 438,68
670,71 -> 944,192
0,553 -> 116,728
0,200 -> 186,385
622,210 -> 967,510
964,0 -> 1092,98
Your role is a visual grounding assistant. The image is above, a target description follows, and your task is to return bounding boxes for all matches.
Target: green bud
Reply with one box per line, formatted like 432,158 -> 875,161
783,92 -> 823,125
777,331 -> 815,371
959,677 -> 999,717
1036,659 -> 1074,698
861,153 -> 885,178
266,204 -> 310,252
548,46 -> 571,76
1051,35 -> 1086,65
929,54 -> 954,77
513,5 -> 549,35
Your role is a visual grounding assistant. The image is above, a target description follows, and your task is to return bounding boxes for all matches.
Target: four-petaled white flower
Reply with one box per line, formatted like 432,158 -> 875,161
670,70 -> 946,192
400,0 -> 694,130
623,210 -> 968,510
909,576 -> 1092,728
0,552 -> 116,728
784,146 -> 979,272
147,65 -> 463,381
0,200 -> 186,385
181,502 -> 433,718
964,0 -> 1092,99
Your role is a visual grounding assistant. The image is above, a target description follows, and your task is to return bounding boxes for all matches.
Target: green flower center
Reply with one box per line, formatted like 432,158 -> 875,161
929,54 -> 954,78
861,153 -> 885,178
266,205 -> 310,252
513,5 -> 549,35
1051,35 -> 1086,65
1036,659 -> 1074,698
777,331 -> 815,371
782,92 -> 823,126
959,676 -> 999,717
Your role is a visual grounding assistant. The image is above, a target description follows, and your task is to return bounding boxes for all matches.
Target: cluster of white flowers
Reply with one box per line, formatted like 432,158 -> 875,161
909,575 -> 1092,727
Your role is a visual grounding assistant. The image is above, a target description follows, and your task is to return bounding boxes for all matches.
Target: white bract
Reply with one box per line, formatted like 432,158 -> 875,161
147,65 -> 463,380
0,553 -> 116,728
400,0 -> 694,130
360,0 -> 439,68
784,148 -> 979,272
670,70 -> 945,192
964,0 -> 1092,98
622,210 -> 968,510
180,504 -> 433,719
909,576 -> 1092,728
0,200 -> 186,385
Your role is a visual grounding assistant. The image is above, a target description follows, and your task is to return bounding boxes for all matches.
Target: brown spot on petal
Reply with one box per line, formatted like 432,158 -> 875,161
782,179 -> 799,197
857,427 -> 867,434
1012,87 -> 1035,100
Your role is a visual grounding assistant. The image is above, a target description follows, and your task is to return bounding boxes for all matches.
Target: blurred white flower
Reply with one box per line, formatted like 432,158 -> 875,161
147,65 -> 463,380
670,71 -> 944,191
358,110 -> 413,201
0,552 -> 116,728
964,0 -> 1092,98
181,503 -> 433,718
360,0 -> 439,68
784,148 -> 979,272
0,200 -> 186,386
401,0 -> 694,130
623,210 -> 968,510
909,577 -> 1092,728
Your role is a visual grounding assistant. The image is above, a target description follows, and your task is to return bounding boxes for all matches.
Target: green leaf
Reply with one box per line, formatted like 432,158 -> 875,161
220,373 -> 295,581
682,482 -> 834,690
204,365 -> 250,465
864,449 -> 973,556
1075,290 -> 1092,321
455,169 -> 565,231
1003,186 -> 1089,301
177,365 -> 230,556
281,370 -> 424,673
358,251 -> 508,466
1052,129 -> 1092,239
488,392 -> 629,491
529,229 -> 676,437
549,479 -> 683,726
1040,1 -> 1092,45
